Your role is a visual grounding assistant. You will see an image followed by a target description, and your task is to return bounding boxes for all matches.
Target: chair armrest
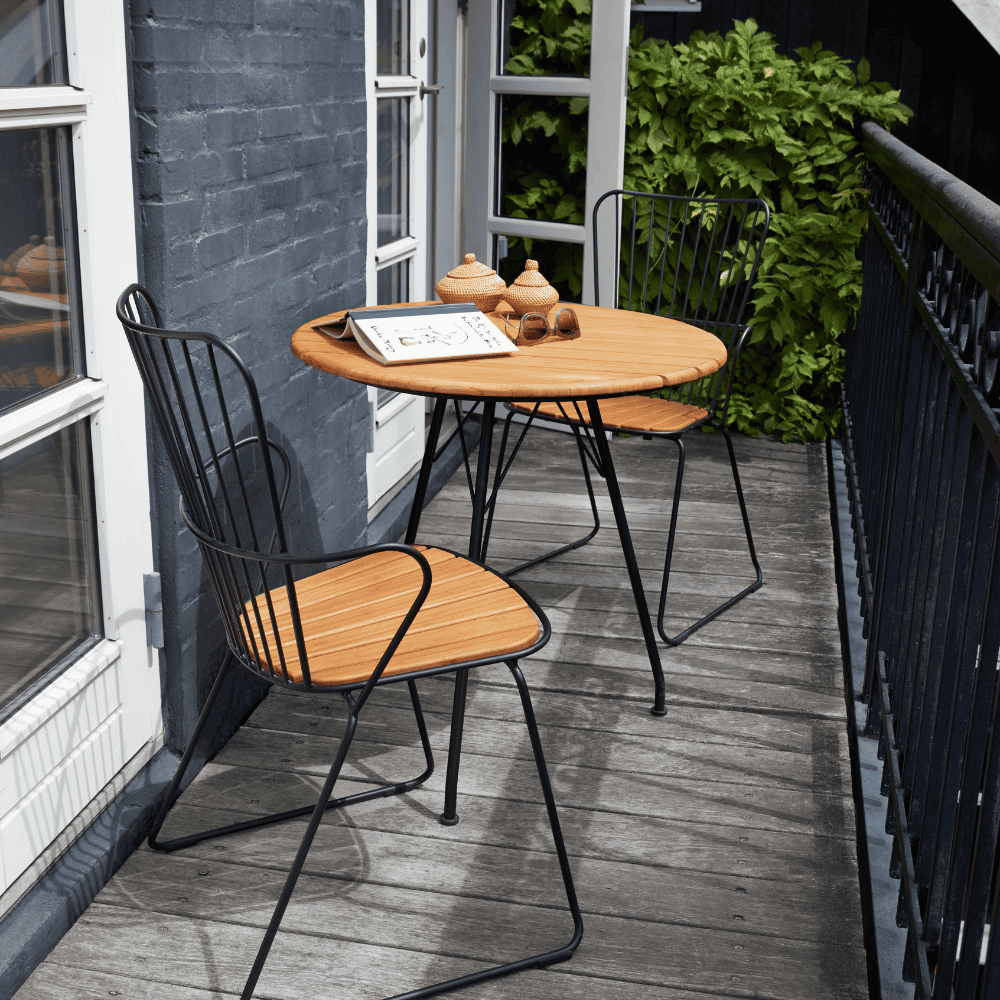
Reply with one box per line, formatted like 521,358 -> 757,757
179,495 -> 433,698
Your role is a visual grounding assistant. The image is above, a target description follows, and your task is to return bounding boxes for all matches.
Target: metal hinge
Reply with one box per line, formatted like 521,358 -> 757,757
367,400 -> 376,453
144,572 -> 164,649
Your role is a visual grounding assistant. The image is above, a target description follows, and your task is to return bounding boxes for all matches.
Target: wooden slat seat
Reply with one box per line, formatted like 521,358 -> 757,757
509,395 -> 709,434
242,545 -> 541,687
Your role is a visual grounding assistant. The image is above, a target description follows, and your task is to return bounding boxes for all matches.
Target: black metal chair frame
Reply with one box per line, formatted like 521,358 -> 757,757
117,285 -> 583,1000
492,190 -> 771,646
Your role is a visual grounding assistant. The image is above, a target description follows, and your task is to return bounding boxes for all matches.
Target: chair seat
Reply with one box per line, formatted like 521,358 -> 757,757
509,395 -> 709,434
242,546 -> 541,687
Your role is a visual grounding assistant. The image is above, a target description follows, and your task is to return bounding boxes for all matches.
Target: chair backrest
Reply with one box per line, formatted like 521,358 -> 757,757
116,284 -> 305,683
593,190 -> 770,413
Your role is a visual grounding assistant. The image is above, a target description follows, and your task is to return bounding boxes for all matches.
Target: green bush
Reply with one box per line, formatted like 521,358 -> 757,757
501,7 -> 912,441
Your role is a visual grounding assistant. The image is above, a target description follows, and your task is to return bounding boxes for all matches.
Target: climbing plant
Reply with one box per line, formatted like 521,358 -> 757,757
501,7 -> 912,442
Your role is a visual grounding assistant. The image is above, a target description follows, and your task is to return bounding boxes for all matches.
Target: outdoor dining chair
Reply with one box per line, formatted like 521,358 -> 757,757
116,285 -> 583,1000
493,190 -> 770,646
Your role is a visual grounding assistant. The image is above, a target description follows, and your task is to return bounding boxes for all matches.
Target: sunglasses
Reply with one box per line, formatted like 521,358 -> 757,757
508,307 -> 581,346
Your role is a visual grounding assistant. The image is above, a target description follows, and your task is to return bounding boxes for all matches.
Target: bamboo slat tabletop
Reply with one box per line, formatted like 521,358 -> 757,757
291,301 -> 727,401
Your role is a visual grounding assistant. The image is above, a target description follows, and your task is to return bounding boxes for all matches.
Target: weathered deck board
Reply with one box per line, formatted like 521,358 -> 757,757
17,428 -> 866,1000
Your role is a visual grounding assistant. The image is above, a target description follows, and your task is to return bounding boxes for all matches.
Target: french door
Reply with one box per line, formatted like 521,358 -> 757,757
365,0 -> 432,508
0,0 -> 159,909
465,0 -> 631,306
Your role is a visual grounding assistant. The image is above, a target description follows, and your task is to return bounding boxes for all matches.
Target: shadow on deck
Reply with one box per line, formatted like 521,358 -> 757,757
17,426 -> 866,1000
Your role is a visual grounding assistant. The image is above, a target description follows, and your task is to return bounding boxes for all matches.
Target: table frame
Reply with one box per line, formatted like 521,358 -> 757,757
405,396 -> 666,826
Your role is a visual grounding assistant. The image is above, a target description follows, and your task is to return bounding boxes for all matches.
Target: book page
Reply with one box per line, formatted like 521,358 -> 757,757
355,309 -> 516,364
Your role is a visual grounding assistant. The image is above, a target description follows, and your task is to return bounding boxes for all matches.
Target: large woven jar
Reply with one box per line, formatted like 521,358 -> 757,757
17,236 -> 66,293
502,259 -> 559,317
435,253 -> 507,313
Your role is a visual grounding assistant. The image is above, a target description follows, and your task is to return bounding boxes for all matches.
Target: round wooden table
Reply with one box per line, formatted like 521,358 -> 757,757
292,301 -> 727,402
292,301 -> 727,823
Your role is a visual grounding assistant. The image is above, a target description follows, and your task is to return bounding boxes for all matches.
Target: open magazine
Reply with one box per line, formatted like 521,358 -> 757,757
313,302 -> 517,365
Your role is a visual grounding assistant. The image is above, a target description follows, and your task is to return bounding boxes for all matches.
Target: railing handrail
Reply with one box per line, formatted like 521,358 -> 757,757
861,122 -> 1000,299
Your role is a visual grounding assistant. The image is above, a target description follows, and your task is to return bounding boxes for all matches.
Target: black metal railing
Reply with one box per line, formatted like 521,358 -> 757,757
842,122 -> 1000,998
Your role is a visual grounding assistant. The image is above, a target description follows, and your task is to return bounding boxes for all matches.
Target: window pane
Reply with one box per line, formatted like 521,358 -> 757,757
0,126 -> 84,413
497,93 -> 587,224
500,0 -> 590,77
0,421 -> 102,717
377,99 -> 409,247
497,236 -> 582,304
0,0 -> 67,86
377,260 -> 409,305
376,0 -> 409,75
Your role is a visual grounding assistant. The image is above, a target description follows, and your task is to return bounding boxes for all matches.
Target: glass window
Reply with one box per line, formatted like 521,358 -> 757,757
497,93 -> 588,225
497,235 -> 582,304
377,260 -> 409,305
377,99 -> 410,248
0,0 -> 68,86
0,125 -> 84,413
0,422 -> 102,718
500,0 -> 590,77
376,0 -> 409,75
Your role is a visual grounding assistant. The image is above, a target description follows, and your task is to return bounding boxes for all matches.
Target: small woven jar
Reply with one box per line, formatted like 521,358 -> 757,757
5,236 -> 40,274
501,259 -> 559,318
435,253 -> 507,313
17,236 -> 66,294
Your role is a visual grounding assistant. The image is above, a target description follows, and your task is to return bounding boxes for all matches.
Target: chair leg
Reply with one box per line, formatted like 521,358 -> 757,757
149,668 -> 434,854
240,712 -> 359,1000
508,418 -> 602,576
384,662 -> 583,1000
657,429 -> 763,646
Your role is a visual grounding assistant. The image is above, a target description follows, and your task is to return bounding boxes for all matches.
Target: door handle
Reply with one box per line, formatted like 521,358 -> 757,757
419,83 -> 444,99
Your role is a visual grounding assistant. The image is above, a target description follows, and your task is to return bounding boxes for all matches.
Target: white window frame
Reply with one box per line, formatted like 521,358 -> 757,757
0,0 -> 160,912
364,0 -> 433,509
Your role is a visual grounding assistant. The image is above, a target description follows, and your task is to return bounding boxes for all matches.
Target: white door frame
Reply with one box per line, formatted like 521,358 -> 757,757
0,0 -> 160,911
364,0 -> 433,509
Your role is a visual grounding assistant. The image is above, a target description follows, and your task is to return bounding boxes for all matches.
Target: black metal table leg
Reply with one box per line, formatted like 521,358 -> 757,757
405,396 -> 448,545
586,398 -> 667,715
440,400 -> 496,825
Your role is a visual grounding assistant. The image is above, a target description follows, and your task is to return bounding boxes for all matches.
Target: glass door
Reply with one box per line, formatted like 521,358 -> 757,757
465,0 -> 631,306
0,0 -> 159,910
365,0 -> 431,508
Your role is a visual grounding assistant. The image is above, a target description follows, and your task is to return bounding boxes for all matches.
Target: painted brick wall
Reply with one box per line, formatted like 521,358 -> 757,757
128,0 -> 369,754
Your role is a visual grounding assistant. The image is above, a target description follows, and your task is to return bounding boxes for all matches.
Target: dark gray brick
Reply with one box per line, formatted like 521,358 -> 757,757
259,106 -> 300,139
261,176 -> 300,210
245,142 -> 292,178
206,109 -> 257,147
195,225 -> 245,269
249,213 -> 292,252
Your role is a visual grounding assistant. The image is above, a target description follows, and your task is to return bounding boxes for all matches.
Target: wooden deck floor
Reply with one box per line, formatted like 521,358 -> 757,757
17,426 -> 866,1000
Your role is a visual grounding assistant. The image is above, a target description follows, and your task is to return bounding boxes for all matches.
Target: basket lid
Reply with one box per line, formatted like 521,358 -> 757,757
511,259 -> 550,288
445,253 -> 498,280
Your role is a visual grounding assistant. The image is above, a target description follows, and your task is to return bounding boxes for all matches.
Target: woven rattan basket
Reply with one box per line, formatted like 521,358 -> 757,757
501,260 -> 559,317
435,253 -> 507,313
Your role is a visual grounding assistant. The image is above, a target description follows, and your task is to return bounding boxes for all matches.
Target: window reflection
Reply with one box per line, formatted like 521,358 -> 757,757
377,98 -> 409,247
377,261 -> 409,305
0,422 -> 101,718
0,0 -> 67,86
0,126 -> 83,413
376,0 -> 409,75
